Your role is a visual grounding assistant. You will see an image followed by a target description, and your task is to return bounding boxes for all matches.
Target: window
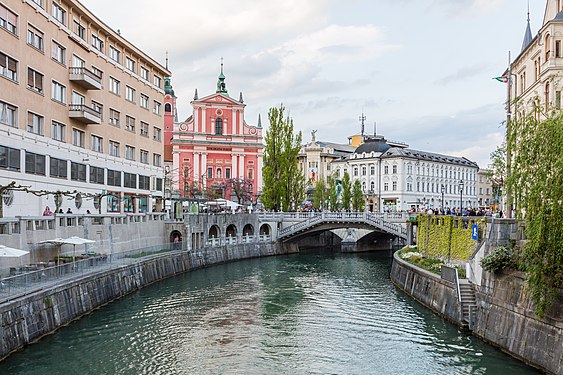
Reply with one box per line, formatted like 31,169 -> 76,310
51,81 -> 66,103
153,153 -> 161,167
91,134 -> 103,152
109,141 -> 120,157
91,101 -> 103,120
124,194 -> 135,213
139,176 -> 150,190
71,91 -> 85,105
153,127 -> 161,141
140,66 -> 149,81
557,91 -> 562,110
31,0 -> 44,8
27,112 -> 43,135
107,169 -> 121,186
392,165 -> 397,174
407,165 -> 412,174
27,25 -> 44,51
557,40 -> 562,58
72,128 -> 84,147
225,168 -> 230,179
52,3 -> 66,25
140,122 -> 149,137
0,101 -> 17,127
140,149 -> 148,164
71,54 -> 85,68
51,121 -> 65,142
407,183 -> 412,192
124,172 -> 136,188
90,166 -> 104,184
125,115 -> 135,132
392,181 -> 397,191
109,108 -> 120,126
153,101 -> 161,115
545,34 -> 551,61
0,145 -> 20,171
91,34 -> 103,52
125,145 -> 135,160
384,165 -> 389,174
71,162 -> 86,181
207,167 -> 213,179
107,192 -> 120,212
0,52 -> 17,80
140,94 -> 149,109
125,86 -> 135,102
50,157 -> 67,178
384,182 -> 388,191
50,41 -> 65,64
370,165 -> 375,175
109,77 -> 120,95
1,4 -> 18,34
353,167 -> 358,177
109,46 -> 120,63
73,19 -> 85,40
25,151 -> 45,175
153,75 -> 161,88
27,68 -> 44,93
165,103 -> 171,113
91,66 -> 102,79
125,57 -> 135,72
215,118 -> 223,135
362,166 -> 366,176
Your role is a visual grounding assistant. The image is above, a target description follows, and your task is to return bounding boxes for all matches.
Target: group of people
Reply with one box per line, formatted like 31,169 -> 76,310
414,207 -> 503,217
42,207 -> 91,216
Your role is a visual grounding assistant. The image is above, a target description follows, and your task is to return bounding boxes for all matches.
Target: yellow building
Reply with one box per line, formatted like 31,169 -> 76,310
0,0 -> 170,215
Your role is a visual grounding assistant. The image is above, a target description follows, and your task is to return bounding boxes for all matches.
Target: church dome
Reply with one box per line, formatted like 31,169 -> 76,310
354,137 -> 391,154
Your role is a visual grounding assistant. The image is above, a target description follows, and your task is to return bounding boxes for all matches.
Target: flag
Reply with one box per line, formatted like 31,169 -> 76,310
493,71 -> 509,83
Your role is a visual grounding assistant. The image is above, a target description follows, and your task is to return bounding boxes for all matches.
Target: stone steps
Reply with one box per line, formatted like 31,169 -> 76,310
458,281 -> 477,327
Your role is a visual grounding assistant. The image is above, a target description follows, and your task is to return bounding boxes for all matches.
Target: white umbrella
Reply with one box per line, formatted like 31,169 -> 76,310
39,238 -> 68,266
63,237 -> 95,262
0,245 -> 29,257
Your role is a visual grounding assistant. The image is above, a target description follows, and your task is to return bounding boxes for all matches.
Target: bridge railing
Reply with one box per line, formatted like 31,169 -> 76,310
258,211 -> 412,223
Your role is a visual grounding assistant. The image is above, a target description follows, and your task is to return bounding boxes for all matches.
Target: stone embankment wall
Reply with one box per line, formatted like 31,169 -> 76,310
472,270 -> 562,375
0,242 -> 294,360
390,251 -> 462,326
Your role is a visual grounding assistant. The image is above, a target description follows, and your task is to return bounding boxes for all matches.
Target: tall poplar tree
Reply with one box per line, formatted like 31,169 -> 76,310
261,104 -> 305,211
352,179 -> 364,211
341,171 -> 352,211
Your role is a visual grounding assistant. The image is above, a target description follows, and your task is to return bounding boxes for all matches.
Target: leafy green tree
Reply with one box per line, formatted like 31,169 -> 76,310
487,143 -> 506,209
352,179 -> 364,211
506,112 -> 563,317
261,104 -> 305,211
341,172 -> 352,211
326,173 -> 338,211
312,179 -> 326,210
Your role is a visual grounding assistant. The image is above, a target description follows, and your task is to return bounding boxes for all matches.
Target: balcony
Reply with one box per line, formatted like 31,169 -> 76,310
69,104 -> 101,124
69,67 -> 102,90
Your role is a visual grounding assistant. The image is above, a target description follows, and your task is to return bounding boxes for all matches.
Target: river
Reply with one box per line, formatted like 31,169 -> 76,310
0,251 -> 540,374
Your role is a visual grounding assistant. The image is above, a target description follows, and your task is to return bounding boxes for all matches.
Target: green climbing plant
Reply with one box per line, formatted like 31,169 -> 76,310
506,111 -> 563,317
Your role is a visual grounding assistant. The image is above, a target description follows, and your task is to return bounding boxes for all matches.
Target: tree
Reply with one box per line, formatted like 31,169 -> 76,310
487,143 -> 506,209
326,173 -> 338,211
261,104 -> 305,211
506,111 -> 563,317
341,172 -> 352,211
352,179 -> 364,211
0,181 -> 78,218
312,179 -> 326,210
228,178 -> 253,204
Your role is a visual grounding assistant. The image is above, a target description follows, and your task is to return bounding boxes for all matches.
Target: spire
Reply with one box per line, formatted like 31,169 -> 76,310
257,114 -> 262,128
216,57 -> 228,95
239,91 -> 244,103
194,88 -> 198,100
521,3 -> 533,52
359,112 -> 366,137
165,51 -> 169,70
164,76 -> 175,97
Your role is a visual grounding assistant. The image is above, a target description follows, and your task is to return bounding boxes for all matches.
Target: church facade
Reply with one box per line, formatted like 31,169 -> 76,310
163,65 -> 263,204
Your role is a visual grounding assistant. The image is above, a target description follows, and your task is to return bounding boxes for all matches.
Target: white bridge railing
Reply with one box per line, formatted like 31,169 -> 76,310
276,211 -> 409,240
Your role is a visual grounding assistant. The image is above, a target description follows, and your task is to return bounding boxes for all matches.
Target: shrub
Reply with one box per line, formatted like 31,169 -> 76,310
480,246 -> 512,273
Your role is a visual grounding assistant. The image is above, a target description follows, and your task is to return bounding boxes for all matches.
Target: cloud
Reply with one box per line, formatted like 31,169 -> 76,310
435,63 -> 490,85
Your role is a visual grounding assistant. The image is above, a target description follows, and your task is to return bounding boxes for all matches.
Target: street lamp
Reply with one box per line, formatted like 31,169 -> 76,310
440,184 -> 445,212
459,180 -> 464,215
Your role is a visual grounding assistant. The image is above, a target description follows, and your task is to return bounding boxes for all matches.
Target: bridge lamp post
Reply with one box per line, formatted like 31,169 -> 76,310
440,184 -> 445,212
459,180 -> 464,215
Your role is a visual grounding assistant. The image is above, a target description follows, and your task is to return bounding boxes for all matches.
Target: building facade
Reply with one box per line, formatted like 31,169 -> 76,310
331,136 -> 479,212
476,169 -> 494,208
164,66 -> 263,204
0,0 -> 169,216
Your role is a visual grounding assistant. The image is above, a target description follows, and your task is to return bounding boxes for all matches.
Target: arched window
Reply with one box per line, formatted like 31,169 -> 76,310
545,34 -> 551,60
216,168 -> 222,179
215,118 -> 223,135
545,82 -> 550,111
165,103 -> 172,113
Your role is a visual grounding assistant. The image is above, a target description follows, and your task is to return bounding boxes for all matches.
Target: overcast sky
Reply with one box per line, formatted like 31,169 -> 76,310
81,0 -> 545,168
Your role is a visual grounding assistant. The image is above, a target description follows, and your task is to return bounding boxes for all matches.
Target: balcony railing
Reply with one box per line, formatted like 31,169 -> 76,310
69,66 -> 102,90
69,104 -> 101,124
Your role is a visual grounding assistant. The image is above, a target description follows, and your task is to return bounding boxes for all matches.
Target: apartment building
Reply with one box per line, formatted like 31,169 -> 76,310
0,0 -> 170,216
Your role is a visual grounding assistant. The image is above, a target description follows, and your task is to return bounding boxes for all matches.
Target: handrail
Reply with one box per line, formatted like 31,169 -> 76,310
454,268 -> 462,302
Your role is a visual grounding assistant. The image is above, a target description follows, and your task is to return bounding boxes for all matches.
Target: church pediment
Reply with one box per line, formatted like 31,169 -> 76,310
194,93 -> 245,107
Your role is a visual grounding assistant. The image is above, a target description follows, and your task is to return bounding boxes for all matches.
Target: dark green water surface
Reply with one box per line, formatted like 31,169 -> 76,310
0,252 -> 540,374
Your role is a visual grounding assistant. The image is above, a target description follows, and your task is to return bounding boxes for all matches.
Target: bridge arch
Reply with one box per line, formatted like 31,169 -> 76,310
209,225 -> 220,238
169,230 -> 182,243
259,224 -> 271,235
243,224 -> 254,236
226,224 -> 237,237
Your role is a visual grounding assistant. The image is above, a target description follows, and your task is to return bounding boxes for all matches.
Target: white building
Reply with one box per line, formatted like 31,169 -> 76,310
331,136 -> 479,212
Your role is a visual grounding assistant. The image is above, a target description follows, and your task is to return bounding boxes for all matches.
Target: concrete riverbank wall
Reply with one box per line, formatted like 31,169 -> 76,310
391,253 -> 562,375
0,242 -> 295,360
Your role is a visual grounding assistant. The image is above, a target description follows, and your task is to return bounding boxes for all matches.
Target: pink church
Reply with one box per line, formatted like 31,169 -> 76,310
163,64 -> 264,204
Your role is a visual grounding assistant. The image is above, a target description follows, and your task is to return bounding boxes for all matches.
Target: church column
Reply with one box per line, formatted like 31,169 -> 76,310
239,154 -> 245,179
201,107 -> 207,133
193,153 -> 200,185
201,152 -> 208,188
232,110 -> 237,135
194,107 -> 199,132
172,151 -> 180,191
232,154 -> 238,179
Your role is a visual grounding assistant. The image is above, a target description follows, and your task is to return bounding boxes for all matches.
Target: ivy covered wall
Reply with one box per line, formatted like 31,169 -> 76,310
416,215 -> 485,262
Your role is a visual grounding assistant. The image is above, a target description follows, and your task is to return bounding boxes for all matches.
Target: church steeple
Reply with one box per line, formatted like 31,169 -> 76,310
216,58 -> 228,95
521,3 -> 533,52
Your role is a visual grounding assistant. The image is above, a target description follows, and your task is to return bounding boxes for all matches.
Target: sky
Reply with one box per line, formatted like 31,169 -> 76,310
81,0 -> 546,168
